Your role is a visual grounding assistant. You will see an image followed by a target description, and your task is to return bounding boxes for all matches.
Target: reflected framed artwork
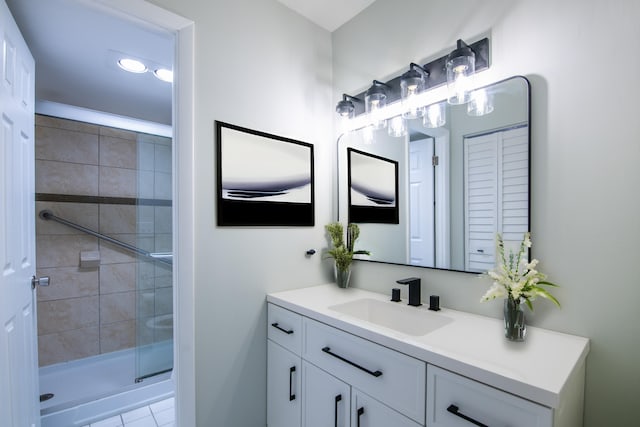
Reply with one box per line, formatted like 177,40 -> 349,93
216,121 -> 314,226
348,148 -> 398,224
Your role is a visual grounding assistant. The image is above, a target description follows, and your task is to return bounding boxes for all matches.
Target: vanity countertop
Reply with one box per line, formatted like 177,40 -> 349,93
267,284 -> 589,409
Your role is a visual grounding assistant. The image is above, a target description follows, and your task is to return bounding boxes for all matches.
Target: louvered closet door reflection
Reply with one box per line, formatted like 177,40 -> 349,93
464,126 -> 528,272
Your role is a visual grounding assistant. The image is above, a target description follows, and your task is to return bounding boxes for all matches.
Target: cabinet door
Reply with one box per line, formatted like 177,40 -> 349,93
267,340 -> 301,427
302,361 -> 350,427
351,389 -> 423,427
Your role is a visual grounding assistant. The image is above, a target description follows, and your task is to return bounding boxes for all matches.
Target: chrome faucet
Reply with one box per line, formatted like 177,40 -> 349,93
396,277 -> 421,307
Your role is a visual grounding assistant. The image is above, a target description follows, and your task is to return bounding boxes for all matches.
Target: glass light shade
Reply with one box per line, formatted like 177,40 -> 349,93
388,116 -> 407,138
423,102 -> 446,128
467,89 -> 494,116
336,99 -> 355,119
365,84 -> 387,130
362,125 -> 375,144
446,48 -> 475,105
401,69 -> 425,119
338,115 -> 351,134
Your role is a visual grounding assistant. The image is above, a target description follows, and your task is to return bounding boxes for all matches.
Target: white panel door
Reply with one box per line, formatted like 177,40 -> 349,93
408,137 -> 435,267
0,1 -> 38,426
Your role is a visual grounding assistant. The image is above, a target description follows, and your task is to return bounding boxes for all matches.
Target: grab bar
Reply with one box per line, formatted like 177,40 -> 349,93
39,210 -> 172,266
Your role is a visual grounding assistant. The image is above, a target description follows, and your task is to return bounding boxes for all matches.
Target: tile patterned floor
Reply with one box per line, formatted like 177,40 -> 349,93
83,397 -> 175,427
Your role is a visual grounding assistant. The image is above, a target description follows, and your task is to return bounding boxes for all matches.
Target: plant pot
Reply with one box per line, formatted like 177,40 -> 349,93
334,265 -> 352,288
504,297 -> 526,341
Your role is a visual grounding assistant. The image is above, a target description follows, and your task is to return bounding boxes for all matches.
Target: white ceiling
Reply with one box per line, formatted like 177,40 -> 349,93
5,0 -> 373,127
277,0 -> 376,32
6,0 -> 174,125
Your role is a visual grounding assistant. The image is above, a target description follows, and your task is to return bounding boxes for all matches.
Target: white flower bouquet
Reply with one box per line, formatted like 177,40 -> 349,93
481,232 -> 560,310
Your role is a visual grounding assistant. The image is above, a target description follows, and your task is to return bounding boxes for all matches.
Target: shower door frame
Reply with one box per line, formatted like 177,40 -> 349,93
83,1 -> 196,425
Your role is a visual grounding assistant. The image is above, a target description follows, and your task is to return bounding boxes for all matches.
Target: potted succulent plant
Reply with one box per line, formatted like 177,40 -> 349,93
325,222 -> 370,288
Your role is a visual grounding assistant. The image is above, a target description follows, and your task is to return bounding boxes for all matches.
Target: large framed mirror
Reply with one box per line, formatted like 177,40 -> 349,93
337,76 -> 530,273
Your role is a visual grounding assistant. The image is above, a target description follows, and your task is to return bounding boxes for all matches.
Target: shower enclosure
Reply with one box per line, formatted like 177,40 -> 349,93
34,113 -> 174,420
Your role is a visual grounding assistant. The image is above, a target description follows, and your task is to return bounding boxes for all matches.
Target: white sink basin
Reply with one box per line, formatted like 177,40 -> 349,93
328,298 -> 453,336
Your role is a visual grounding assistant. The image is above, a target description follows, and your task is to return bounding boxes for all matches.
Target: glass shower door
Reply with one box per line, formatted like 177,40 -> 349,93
135,133 -> 174,382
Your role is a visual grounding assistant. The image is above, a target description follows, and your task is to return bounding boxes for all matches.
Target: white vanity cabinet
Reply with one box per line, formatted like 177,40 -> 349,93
267,285 -> 589,427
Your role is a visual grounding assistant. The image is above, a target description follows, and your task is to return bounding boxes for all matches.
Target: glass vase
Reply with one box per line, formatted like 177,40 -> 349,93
504,297 -> 526,341
334,265 -> 352,288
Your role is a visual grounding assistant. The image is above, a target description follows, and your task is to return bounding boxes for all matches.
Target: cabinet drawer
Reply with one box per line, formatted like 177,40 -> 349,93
427,365 -> 552,427
303,318 -> 425,424
268,303 -> 302,355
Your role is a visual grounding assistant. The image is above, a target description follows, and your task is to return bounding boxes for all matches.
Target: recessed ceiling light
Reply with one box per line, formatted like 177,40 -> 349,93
153,68 -> 173,83
117,58 -> 147,73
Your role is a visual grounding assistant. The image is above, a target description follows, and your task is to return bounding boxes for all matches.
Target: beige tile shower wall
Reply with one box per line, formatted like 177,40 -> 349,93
98,203 -> 138,354
35,115 -> 173,366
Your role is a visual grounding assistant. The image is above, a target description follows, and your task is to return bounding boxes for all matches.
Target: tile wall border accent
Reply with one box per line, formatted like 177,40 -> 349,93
36,193 -> 172,207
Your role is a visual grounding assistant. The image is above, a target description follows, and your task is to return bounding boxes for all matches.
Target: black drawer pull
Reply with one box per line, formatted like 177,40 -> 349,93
322,347 -> 382,377
447,404 -> 489,427
271,322 -> 294,335
289,366 -> 296,401
334,394 -> 342,427
357,407 -> 364,427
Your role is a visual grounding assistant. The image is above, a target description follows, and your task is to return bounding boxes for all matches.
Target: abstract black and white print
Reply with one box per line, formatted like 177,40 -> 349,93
348,148 -> 398,224
216,122 -> 314,226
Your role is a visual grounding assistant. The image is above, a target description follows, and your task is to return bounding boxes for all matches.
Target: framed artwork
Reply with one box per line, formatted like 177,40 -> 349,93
348,148 -> 399,224
216,121 -> 314,226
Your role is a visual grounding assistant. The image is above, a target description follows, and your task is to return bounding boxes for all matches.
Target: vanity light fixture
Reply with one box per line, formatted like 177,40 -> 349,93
401,63 -> 428,119
117,58 -> 147,73
365,80 -> 390,130
446,39 -> 476,105
334,37 -> 489,129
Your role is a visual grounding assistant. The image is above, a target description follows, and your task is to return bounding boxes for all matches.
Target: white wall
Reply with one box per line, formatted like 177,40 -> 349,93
333,0 -> 640,425
149,0 -> 333,425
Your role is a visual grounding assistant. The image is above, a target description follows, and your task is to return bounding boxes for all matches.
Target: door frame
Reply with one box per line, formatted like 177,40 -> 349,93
95,1 -> 196,425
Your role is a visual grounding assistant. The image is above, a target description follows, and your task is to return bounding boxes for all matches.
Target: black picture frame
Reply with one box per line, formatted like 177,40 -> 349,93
348,148 -> 399,224
216,121 -> 314,226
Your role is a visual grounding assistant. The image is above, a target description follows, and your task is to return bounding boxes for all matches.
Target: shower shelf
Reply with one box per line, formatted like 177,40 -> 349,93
39,210 -> 172,266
